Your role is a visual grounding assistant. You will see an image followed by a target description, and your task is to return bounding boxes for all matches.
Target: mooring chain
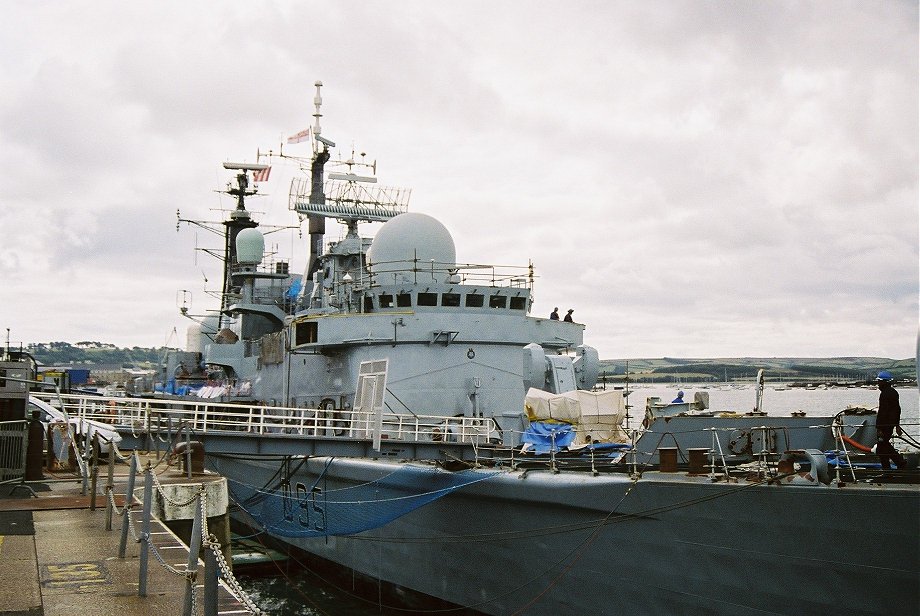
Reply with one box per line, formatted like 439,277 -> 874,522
197,493 -> 265,615
144,530 -> 195,579
150,470 -> 202,507
108,440 -> 132,463
105,485 -> 131,518
204,533 -> 264,615
105,464 -> 265,614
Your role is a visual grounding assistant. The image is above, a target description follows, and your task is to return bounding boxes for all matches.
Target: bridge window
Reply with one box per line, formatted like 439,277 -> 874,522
364,296 -> 374,312
489,295 -> 507,309
418,292 -> 437,306
397,293 -> 412,307
509,296 -> 526,310
465,293 -> 484,307
379,293 -> 394,308
441,293 -> 461,307
295,321 -> 318,345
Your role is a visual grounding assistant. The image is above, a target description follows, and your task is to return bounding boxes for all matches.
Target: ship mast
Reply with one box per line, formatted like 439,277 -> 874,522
177,161 -> 270,331
306,81 -> 332,282
219,164 -> 265,326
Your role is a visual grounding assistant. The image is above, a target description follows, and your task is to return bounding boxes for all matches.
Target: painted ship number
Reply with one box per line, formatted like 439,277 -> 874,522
282,482 -> 326,532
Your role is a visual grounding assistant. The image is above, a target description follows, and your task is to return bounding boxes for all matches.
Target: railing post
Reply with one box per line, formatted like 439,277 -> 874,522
185,426 -> 192,480
105,440 -> 115,530
145,412 -> 153,454
90,433 -> 100,511
203,541 -> 219,616
118,452 -> 138,558
138,462 -> 153,597
81,427 -> 91,495
183,488 -> 205,616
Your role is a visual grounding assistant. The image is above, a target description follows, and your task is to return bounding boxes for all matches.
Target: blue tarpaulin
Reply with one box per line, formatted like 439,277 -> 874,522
522,421 -> 576,454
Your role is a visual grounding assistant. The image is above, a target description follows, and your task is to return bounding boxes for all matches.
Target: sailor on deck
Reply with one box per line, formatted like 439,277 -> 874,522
874,371 -> 906,469
672,391 -> 685,404
550,307 -> 559,320
563,309 -> 574,322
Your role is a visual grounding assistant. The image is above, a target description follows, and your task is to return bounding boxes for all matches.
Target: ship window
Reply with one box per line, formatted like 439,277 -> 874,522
441,293 -> 461,307
379,293 -> 394,308
364,296 -> 374,312
295,321 -> 318,345
489,295 -> 507,309
397,293 -> 412,307
509,296 -> 526,310
465,293 -> 484,307
418,292 -> 437,306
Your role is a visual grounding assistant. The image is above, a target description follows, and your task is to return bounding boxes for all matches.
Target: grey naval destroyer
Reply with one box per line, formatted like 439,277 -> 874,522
153,83 -> 918,615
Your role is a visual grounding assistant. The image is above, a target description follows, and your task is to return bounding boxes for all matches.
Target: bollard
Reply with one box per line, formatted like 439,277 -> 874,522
118,453 -> 138,558
183,489 -> 205,616
138,463 -> 153,597
659,447 -> 678,473
173,440 -> 205,475
25,410 -> 44,481
687,448 -> 709,475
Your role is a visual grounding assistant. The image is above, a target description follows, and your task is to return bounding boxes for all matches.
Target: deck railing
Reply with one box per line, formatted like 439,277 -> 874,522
30,392 -> 499,445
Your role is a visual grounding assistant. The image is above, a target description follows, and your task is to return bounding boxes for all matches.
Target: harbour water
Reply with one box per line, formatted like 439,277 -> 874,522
236,384 -> 919,615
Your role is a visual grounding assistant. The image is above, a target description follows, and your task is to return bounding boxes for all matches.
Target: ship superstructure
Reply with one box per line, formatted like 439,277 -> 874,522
166,81 -> 599,446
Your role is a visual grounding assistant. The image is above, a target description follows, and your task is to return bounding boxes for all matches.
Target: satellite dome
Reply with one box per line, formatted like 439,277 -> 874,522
367,213 -> 456,284
236,227 -> 264,265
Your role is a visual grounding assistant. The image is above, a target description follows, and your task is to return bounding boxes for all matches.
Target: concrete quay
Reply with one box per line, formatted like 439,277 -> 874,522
0,454 -> 255,616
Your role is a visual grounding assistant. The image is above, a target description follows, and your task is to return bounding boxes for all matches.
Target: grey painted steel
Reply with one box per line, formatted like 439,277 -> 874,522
203,546 -> 218,616
215,454 -> 920,616
105,443 -> 115,530
183,490 -> 204,616
116,429 -> 491,462
118,452 -> 138,558
138,464 -> 153,597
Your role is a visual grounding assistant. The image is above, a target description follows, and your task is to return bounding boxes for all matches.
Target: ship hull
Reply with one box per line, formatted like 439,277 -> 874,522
212,454 -> 919,616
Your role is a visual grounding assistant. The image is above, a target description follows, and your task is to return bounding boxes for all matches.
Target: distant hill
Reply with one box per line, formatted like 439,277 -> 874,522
23,341 -> 165,368
599,357 -> 917,384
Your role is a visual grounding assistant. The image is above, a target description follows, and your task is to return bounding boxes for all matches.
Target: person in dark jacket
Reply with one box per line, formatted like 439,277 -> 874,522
550,307 -> 559,320
874,371 -> 906,469
563,309 -> 574,322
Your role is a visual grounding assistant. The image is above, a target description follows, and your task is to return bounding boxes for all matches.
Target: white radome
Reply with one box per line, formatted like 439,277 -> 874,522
367,213 -> 456,284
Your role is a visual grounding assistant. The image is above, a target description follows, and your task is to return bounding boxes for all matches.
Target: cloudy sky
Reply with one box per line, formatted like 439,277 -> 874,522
1,1 -> 916,360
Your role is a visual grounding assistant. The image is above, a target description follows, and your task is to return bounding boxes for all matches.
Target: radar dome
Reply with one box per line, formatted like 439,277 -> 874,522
367,213 -> 456,285
236,227 -> 264,265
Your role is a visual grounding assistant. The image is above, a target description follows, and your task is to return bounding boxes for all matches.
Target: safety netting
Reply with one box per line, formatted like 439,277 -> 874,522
224,460 -> 499,538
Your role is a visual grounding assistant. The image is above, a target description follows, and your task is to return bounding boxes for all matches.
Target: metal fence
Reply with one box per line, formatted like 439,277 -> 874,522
0,420 -> 28,485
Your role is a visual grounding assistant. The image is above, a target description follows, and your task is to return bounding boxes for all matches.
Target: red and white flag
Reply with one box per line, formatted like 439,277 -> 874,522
287,127 -> 311,144
253,166 -> 271,182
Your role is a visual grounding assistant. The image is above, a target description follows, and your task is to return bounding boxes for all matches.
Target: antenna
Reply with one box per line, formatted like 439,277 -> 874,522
312,81 -> 327,152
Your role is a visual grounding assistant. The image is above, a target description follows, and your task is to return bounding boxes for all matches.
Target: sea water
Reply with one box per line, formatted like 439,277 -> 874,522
236,385 -> 919,615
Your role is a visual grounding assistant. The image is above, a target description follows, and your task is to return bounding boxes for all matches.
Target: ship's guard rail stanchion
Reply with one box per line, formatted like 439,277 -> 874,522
102,453 -> 263,615
0,420 -> 29,494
